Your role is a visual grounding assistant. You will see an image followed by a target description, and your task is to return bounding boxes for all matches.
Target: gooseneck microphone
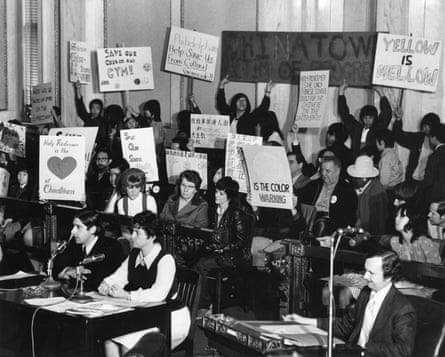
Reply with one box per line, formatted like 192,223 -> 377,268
79,254 -> 105,266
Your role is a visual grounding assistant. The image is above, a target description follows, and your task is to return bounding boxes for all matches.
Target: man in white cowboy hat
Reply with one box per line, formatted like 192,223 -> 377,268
347,155 -> 389,235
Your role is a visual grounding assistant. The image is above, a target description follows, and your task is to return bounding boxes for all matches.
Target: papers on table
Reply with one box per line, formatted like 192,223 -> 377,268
0,271 -> 40,281
25,297 -> 66,306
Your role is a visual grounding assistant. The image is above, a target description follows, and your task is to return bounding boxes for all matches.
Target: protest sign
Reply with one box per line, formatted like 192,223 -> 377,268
39,135 -> 86,201
0,122 -> 26,157
221,31 -> 377,86
48,127 -> 98,171
165,26 -> 219,82
225,133 -> 262,193
120,128 -> 159,182
32,83 -> 53,124
242,145 -> 292,210
69,40 -> 91,84
97,47 -> 154,92
0,168 -> 10,197
190,114 -> 230,149
165,149 -> 208,189
372,33 -> 442,92
295,70 -> 330,128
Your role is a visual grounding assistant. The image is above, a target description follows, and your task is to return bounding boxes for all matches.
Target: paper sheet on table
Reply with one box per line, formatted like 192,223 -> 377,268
260,324 -> 344,347
25,297 -> 66,306
0,271 -> 39,281
86,291 -> 165,308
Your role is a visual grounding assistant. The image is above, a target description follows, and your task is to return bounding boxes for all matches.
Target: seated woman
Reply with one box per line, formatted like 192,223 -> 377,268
52,210 -> 124,291
99,211 -> 190,357
194,176 -> 252,311
160,170 -> 208,228
116,168 -> 157,217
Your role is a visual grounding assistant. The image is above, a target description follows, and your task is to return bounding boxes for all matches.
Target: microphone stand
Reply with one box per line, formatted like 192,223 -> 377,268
70,265 -> 93,303
41,242 -> 67,291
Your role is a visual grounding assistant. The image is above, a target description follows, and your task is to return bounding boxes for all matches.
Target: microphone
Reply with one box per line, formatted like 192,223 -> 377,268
346,232 -> 370,247
80,254 -> 105,265
336,226 -> 363,235
54,240 -> 67,254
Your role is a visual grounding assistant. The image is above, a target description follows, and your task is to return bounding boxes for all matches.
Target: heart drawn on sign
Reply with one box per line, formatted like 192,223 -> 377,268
47,156 -> 77,180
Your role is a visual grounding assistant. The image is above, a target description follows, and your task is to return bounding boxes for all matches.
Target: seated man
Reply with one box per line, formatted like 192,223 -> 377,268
285,251 -> 416,357
52,210 -> 124,291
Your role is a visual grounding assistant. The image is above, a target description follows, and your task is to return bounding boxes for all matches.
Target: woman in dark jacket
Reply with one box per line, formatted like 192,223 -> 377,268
194,176 -> 252,309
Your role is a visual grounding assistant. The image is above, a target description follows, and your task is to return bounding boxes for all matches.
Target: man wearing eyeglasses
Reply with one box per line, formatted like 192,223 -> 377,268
86,148 -> 113,211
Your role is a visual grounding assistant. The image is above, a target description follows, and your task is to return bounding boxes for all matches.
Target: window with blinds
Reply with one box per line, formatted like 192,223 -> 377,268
22,0 -> 39,105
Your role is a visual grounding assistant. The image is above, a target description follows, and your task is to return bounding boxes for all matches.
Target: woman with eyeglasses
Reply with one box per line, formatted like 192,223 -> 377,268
160,170 -> 208,228
99,211 -> 190,357
115,168 -> 157,217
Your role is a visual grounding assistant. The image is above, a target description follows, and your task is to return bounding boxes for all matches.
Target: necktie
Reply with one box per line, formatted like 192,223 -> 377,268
358,295 -> 377,347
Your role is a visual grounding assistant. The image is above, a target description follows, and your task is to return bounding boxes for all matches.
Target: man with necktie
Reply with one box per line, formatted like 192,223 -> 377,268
285,251 -> 416,357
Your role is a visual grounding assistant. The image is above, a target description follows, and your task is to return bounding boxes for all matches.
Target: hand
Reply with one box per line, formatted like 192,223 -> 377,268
316,236 -> 333,248
219,75 -> 230,88
338,79 -> 348,95
265,80 -> 274,95
283,313 -> 317,326
74,80 -> 81,98
97,282 -> 111,296
394,106 -> 403,121
109,284 -> 130,299
189,95 -> 197,107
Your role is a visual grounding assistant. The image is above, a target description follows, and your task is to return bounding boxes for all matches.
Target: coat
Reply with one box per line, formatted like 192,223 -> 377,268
160,193 -> 209,228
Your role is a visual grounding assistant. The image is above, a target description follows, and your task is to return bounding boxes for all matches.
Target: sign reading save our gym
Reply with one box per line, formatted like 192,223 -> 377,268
97,47 -> 154,92
221,31 -> 377,86
372,33 -> 442,92
39,135 -> 85,202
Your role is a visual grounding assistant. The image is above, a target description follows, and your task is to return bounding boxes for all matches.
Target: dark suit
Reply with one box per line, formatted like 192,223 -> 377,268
423,144 -> 445,209
318,285 -> 416,357
52,236 -> 124,290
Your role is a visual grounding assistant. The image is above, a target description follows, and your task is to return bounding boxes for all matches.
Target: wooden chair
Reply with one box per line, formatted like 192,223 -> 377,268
172,268 -> 201,357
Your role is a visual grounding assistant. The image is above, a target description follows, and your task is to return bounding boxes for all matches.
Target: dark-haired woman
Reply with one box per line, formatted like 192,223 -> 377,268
160,170 -> 208,228
195,176 -> 252,310
52,210 -> 124,290
99,211 -> 190,357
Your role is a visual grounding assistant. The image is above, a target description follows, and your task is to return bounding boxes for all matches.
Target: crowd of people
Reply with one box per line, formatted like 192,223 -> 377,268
0,75 -> 445,357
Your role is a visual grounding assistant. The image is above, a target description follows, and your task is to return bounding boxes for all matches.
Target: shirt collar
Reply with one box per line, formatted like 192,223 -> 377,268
83,236 -> 98,256
370,282 -> 392,305
136,243 -> 162,267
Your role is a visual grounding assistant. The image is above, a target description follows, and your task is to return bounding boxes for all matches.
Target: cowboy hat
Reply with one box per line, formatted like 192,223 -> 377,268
347,155 -> 378,178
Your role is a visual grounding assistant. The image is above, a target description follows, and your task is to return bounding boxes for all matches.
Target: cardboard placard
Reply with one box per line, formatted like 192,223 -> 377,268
97,47 -> 154,92
0,122 -> 26,158
69,40 -> 91,84
48,127 -> 98,171
32,83 -> 53,124
295,70 -> 330,128
372,33 -> 442,92
39,135 -> 86,201
165,26 -> 219,82
221,31 -> 377,86
120,128 -> 159,182
225,133 -> 262,193
242,145 -> 292,209
0,167 -> 10,197
190,114 -> 230,149
165,149 -> 208,189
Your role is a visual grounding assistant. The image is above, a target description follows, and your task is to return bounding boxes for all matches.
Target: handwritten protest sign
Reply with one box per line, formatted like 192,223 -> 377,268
191,114 -> 230,149
165,149 -> 208,189
372,33 -> 442,92
69,40 -> 91,84
39,135 -> 85,201
32,83 -> 53,124
0,168 -> 10,197
97,47 -> 154,92
120,128 -> 159,182
165,26 -> 219,82
225,133 -> 262,193
242,145 -> 292,209
295,70 -> 329,128
48,127 -> 98,171
221,31 -> 377,86
0,122 -> 26,157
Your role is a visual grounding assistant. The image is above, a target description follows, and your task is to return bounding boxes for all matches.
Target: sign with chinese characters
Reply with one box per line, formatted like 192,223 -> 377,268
69,40 -> 91,84
190,114 -> 230,149
120,128 -> 159,182
225,133 -> 262,193
32,83 -> 53,124
372,33 -> 442,92
97,47 -> 154,92
0,122 -> 26,158
39,135 -> 85,201
242,145 -> 292,209
295,70 -> 330,128
165,149 -> 208,189
165,26 -> 219,82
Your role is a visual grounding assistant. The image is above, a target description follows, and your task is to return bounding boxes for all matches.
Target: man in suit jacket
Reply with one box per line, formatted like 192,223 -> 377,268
52,211 -> 124,291
285,251 -> 416,357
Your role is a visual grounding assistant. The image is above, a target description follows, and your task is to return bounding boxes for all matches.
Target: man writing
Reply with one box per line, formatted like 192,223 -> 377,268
284,251 -> 416,357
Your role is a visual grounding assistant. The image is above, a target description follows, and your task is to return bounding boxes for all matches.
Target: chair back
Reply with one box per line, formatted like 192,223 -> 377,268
176,268 -> 201,324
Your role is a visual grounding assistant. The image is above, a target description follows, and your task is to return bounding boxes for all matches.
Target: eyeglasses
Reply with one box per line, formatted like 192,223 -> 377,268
127,184 -> 141,189
96,157 -> 109,162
